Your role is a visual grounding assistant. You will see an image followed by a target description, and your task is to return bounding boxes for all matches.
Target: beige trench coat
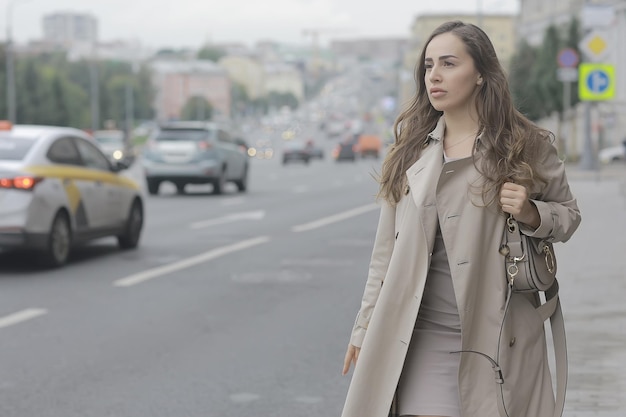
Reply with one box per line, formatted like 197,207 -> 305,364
341,118 -> 581,417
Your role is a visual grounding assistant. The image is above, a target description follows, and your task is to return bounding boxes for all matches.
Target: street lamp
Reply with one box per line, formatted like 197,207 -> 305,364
5,1 -> 17,122
5,0 -> 32,123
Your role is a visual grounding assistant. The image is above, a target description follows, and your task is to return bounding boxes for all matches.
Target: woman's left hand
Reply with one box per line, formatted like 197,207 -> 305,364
500,182 -> 540,229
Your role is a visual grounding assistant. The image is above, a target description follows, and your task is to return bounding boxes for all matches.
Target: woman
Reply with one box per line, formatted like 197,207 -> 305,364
340,21 -> 581,417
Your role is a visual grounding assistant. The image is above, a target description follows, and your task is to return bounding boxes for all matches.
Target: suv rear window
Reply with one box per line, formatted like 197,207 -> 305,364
0,136 -> 36,160
155,129 -> 215,142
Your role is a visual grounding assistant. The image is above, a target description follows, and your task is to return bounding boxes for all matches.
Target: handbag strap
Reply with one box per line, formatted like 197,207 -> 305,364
496,280 -> 567,417
546,281 -> 567,417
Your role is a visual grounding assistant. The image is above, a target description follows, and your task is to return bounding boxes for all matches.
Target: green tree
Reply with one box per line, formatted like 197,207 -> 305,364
509,40 -> 541,120
197,46 -> 226,62
267,91 -> 299,110
531,25 -> 563,118
181,96 -> 213,120
230,81 -> 250,117
564,17 -> 581,108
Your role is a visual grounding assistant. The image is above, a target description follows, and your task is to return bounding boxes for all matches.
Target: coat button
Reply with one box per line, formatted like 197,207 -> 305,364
509,337 -> 516,347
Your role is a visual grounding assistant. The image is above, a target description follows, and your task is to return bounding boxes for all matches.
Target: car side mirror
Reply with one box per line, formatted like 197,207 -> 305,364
111,160 -> 129,172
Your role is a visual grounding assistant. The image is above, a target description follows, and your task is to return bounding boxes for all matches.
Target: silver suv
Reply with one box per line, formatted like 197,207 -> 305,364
142,121 -> 249,195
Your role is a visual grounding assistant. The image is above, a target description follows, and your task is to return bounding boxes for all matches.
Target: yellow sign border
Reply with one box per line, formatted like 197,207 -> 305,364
578,63 -> 615,101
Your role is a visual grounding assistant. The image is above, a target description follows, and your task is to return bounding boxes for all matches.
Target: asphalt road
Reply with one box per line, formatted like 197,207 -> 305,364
0,148 -> 384,417
1,150 -> 625,417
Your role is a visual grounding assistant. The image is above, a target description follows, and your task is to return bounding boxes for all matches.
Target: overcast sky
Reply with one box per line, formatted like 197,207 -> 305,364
3,0 -> 518,49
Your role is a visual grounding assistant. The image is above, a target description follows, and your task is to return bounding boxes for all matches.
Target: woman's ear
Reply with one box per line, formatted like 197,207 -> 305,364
477,76 -> 483,85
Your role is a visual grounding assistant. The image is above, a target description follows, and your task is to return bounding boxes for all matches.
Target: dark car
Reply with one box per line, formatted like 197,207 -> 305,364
142,121 -> 249,195
282,141 -> 311,165
305,139 -> 324,159
333,140 -> 357,162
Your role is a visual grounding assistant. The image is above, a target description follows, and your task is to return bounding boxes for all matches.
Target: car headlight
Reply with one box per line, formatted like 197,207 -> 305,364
113,150 -> 124,160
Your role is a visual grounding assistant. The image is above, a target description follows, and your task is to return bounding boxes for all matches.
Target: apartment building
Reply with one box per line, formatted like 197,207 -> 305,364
42,12 -> 98,47
151,60 -> 231,121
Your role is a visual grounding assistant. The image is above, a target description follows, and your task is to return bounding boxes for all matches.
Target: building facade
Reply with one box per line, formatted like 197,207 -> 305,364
151,60 -> 231,121
330,38 -> 408,65
42,12 -> 98,47
218,55 -> 265,100
263,63 -> 305,102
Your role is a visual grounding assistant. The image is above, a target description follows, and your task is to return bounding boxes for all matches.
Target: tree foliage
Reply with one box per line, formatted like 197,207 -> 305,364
508,18 -> 581,121
0,45 -> 154,129
181,95 -> 213,120
197,46 -> 226,62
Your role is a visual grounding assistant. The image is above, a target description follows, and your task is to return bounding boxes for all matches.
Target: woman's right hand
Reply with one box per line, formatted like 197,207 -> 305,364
342,344 -> 361,375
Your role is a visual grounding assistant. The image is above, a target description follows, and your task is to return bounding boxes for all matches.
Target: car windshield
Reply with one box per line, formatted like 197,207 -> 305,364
94,132 -> 124,144
155,129 -> 214,142
284,141 -> 306,150
0,136 -> 37,160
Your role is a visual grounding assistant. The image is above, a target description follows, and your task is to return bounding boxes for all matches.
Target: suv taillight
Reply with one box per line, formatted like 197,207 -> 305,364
0,176 -> 42,190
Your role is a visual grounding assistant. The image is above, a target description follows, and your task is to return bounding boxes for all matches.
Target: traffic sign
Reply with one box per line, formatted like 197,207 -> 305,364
557,48 -> 579,68
557,67 -> 578,82
579,30 -> 610,61
578,63 -> 615,101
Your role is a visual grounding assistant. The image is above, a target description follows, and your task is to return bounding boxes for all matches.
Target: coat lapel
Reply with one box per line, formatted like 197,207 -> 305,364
406,140 -> 443,250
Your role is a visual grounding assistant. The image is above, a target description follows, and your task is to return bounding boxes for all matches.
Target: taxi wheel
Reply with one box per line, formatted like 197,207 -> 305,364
118,199 -> 143,249
41,211 -> 71,267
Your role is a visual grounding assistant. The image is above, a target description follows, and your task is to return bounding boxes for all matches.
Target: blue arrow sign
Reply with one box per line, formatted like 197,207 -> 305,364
586,70 -> 610,93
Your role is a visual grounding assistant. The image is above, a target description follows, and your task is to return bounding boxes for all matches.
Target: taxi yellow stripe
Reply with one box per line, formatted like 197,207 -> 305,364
23,165 -> 141,191
64,180 -> 81,213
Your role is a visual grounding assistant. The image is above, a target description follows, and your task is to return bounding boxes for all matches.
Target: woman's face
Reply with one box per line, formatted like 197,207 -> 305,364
424,32 -> 482,114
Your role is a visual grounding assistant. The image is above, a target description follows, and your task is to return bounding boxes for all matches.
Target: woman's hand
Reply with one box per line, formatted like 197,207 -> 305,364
342,344 -> 361,375
500,182 -> 540,229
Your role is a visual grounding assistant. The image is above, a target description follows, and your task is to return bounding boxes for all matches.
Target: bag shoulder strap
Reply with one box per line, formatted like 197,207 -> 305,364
497,280 -> 567,417
546,281 -> 567,417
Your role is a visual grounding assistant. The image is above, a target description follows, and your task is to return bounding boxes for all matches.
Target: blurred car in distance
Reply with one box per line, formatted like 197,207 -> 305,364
142,121 -> 249,195
92,129 -> 135,164
282,141 -> 311,165
598,143 -> 626,164
305,139 -> 324,159
0,121 -> 144,267
233,137 -> 249,154
356,134 -> 382,158
247,139 -> 274,160
333,138 -> 358,162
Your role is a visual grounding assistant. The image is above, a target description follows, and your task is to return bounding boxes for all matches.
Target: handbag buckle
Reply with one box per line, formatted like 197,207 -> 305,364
542,244 -> 555,274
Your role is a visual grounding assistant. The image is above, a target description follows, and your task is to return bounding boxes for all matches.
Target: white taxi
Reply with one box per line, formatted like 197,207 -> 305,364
0,121 -> 144,267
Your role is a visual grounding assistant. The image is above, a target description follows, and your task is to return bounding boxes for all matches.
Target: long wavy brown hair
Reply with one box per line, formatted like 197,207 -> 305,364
378,21 -> 551,206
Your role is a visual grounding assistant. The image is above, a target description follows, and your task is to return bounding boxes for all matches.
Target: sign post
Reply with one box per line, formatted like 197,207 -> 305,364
577,5 -> 614,170
556,48 -> 579,158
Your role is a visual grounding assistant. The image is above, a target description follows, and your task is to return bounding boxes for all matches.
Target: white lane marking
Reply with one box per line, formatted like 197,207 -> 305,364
189,210 -> 266,230
114,236 -> 271,287
291,203 -> 379,233
0,308 -> 48,329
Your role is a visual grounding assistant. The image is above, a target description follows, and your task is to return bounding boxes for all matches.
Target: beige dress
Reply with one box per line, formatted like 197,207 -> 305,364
397,155 -> 466,417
